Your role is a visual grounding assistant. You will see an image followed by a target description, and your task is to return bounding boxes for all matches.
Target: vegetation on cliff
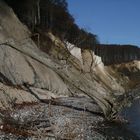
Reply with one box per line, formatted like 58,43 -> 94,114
5,0 -> 140,66
96,44 -> 140,65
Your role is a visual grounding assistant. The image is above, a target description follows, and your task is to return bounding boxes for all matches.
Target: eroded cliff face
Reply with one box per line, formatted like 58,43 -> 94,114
0,0 -> 115,118
0,0 -> 139,123
66,43 -> 125,93
0,1 -> 140,139
109,61 -> 140,89
0,0 -> 68,108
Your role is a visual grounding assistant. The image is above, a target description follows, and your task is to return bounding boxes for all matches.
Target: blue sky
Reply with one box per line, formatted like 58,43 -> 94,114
67,0 -> 140,47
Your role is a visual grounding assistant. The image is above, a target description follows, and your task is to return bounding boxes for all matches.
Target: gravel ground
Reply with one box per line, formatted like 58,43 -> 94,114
0,97 -> 139,140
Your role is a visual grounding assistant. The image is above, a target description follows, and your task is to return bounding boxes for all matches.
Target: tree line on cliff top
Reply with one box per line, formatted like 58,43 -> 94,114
5,0 -> 140,65
96,44 -> 140,65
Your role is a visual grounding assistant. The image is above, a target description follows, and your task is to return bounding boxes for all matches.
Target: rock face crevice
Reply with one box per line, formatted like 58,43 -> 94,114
0,72 -> 13,86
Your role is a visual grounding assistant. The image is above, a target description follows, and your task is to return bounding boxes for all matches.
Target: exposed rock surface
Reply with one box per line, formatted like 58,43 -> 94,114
0,0 -> 118,118
0,0 -> 140,139
109,61 -> 140,89
66,43 -> 125,93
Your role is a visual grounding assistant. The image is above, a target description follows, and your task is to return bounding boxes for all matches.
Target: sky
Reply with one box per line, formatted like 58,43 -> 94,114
67,0 -> 140,47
